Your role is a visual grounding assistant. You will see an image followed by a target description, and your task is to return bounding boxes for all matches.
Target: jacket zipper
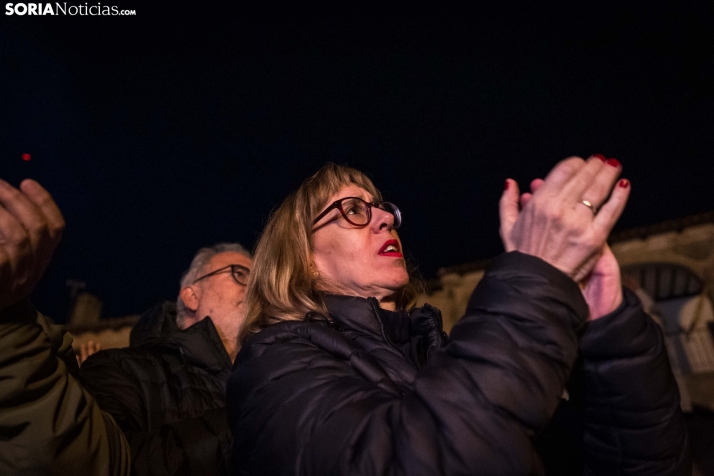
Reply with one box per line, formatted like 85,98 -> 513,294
369,298 -> 418,370
423,303 -> 446,362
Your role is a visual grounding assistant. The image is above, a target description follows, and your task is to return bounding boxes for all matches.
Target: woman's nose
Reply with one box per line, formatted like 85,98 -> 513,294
371,206 -> 395,231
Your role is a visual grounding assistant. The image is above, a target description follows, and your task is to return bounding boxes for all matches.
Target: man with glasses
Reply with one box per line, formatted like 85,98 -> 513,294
79,243 -> 252,476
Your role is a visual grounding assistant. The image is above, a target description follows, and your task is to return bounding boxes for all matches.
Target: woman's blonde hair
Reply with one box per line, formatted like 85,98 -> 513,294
240,163 -> 421,342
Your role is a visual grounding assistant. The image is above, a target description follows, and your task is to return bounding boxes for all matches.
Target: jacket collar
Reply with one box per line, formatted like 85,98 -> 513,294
130,301 -> 232,374
322,294 -> 443,349
322,295 -> 405,342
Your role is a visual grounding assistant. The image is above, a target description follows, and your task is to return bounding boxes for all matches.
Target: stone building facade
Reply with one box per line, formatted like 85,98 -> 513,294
66,292 -> 138,354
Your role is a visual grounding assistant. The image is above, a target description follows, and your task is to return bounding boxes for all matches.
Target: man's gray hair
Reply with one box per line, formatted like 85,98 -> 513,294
176,243 -> 252,328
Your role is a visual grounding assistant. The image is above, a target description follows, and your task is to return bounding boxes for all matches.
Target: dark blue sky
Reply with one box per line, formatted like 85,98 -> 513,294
2,2 -> 713,322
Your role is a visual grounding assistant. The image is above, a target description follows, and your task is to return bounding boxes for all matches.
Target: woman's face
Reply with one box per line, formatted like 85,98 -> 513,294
311,184 -> 409,308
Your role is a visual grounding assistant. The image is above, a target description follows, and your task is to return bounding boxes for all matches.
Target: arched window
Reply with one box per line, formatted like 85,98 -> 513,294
621,262 -> 703,301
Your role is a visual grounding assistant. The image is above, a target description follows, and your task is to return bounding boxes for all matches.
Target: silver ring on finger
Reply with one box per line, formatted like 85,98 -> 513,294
578,199 -> 597,215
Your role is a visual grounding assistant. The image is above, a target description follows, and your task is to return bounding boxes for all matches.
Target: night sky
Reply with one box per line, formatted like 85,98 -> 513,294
2,2 -> 713,322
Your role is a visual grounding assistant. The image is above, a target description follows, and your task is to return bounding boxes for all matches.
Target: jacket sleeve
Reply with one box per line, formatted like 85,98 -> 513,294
228,252 -> 591,476
80,354 -> 233,476
0,300 -> 131,476
579,288 -> 691,475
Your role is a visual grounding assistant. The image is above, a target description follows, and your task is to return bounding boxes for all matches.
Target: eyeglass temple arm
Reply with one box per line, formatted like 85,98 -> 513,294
312,201 -> 341,225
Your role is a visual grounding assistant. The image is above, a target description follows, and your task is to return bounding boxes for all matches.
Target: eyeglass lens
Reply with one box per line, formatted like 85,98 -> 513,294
231,266 -> 250,285
341,198 -> 371,225
339,198 -> 401,228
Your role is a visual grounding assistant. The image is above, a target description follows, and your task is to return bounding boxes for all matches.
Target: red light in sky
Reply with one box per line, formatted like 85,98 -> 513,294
21,153 -> 31,161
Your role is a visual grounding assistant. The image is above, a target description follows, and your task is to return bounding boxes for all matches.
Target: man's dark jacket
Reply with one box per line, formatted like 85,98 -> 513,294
227,252 -> 690,475
80,302 -> 234,476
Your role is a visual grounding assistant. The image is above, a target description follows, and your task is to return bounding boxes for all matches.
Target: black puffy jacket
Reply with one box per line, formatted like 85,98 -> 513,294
80,302 -> 234,476
227,252 -> 690,475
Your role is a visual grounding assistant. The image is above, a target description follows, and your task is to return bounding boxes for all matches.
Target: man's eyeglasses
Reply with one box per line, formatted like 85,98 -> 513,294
193,264 -> 250,286
312,197 -> 402,229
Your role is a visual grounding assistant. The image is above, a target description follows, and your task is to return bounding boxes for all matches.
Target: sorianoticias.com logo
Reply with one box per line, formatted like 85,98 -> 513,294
5,3 -> 136,15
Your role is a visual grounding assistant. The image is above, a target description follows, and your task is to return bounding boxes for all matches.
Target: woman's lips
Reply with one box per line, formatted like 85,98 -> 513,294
378,239 -> 403,257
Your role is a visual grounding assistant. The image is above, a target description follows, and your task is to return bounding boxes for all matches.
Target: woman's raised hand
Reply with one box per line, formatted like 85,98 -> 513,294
505,169 -> 627,318
499,156 -> 630,285
0,179 -> 64,310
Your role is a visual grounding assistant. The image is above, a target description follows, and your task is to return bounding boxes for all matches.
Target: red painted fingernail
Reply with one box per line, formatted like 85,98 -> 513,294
618,179 -> 629,188
606,158 -> 620,168
592,153 -> 606,162
504,179 -> 509,190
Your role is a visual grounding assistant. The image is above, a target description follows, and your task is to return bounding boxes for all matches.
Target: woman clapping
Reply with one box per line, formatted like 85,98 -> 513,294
227,158 -> 689,475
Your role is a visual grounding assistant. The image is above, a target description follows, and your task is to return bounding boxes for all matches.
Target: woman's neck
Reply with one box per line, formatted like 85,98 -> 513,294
377,296 -> 397,311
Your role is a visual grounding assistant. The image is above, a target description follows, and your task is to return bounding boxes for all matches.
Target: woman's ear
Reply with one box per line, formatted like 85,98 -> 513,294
179,285 -> 199,312
308,253 -> 320,279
